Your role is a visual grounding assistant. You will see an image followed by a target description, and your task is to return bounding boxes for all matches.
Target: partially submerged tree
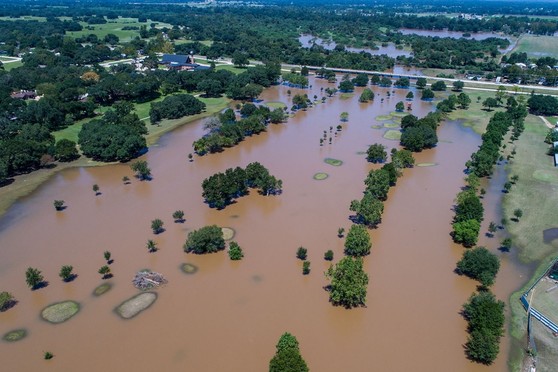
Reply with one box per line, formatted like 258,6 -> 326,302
184,225 -> 225,254
269,333 -> 309,372
344,224 -> 372,257
326,256 -> 368,308
172,210 -> 185,223
59,265 -> 75,282
130,160 -> 151,180
25,267 -> 44,290
53,200 -> 65,211
0,291 -> 15,311
228,241 -> 244,260
151,218 -> 164,234
456,247 -> 500,287
98,265 -> 111,279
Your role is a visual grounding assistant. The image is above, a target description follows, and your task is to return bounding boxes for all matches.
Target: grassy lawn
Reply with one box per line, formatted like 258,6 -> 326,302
510,34 -> 558,59
3,61 -> 23,71
65,17 -> 173,43
0,16 -> 46,22
446,90 -> 506,134
214,64 -> 246,75
504,114 -> 558,371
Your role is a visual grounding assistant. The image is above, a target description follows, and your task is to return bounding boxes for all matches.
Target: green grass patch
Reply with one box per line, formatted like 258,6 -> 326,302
180,263 -> 199,274
214,64 -> 245,75
390,111 -> 408,118
265,101 -> 287,109
115,292 -> 157,319
339,93 -> 354,100
511,34 -> 558,59
93,283 -> 112,297
371,125 -> 383,129
3,61 -> 23,71
324,158 -> 343,166
383,129 -> 402,140
41,301 -> 80,324
2,329 -> 27,342
65,18 -> 173,43
383,122 -> 400,128
375,114 -> 392,121
416,162 -> 438,167
313,172 -> 329,180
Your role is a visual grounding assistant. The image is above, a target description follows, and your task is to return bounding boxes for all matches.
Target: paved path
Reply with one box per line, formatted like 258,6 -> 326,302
539,116 -> 556,129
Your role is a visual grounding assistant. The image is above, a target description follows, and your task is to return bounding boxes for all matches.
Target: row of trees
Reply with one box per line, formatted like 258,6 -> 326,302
351,147 -> 415,227
192,108 -> 273,155
201,162 -> 282,209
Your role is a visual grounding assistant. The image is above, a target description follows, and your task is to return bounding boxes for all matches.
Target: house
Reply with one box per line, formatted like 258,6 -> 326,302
161,54 -> 195,70
10,90 -> 37,100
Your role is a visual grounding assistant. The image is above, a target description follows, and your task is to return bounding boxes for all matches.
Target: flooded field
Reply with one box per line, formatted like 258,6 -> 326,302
0,77 -> 529,371
299,34 -> 413,58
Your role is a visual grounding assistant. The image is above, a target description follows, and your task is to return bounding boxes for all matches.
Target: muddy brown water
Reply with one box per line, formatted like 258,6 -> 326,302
0,77 -> 529,371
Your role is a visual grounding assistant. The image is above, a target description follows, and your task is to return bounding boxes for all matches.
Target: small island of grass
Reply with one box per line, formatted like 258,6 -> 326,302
313,173 -> 329,180
383,130 -> 402,140
115,292 -> 157,319
180,263 -> 199,274
221,227 -> 236,240
324,158 -> 343,166
3,329 -> 27,342
93,283 -> 113,297
41,301 -> 80,324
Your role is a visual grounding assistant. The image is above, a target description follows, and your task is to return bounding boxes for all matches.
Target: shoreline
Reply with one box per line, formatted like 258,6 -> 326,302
0,102 -> 230,219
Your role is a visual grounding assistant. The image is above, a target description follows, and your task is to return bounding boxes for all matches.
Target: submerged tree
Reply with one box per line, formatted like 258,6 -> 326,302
98,265 -> 111,279
326,256 -> 368,308
0,291 -> 16,311
228,241 -> 244,260
59,265 -> 75,282
269,333 -> 309,372
151,218 -> 164,234
53,200 -> 65,211
344,224 -> 372,257
184,225 -> 225,254
25,267 -> 44,289
172,210 -> 185,223
456,247 -> 500,287
146,239 -> 158,253
130,160 -> 151,180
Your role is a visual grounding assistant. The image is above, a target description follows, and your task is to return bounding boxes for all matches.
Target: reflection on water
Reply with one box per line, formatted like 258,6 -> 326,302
0,77 -> 527,371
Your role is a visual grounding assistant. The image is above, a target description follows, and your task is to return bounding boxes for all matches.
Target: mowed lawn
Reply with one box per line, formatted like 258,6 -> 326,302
510,35 -> 558,59
65,17 -> 173,42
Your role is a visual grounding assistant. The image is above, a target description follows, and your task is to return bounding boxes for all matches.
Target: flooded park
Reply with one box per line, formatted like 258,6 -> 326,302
0,76 -> 530,371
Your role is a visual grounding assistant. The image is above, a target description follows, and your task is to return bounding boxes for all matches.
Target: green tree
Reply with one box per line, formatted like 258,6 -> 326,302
53,200 -> 65,211
0,291 -> 15,311
503,182 -> 512,193
364,169 -> 391,201
431,81 -> 447,91
359,88 -> 375,103
488,222 -> 497,237
337,227 -> 345,237
59,265 -> 75,282
463,291 -> 505,365
352,73 -> 369,86
482,97 -> 498,111
269,333 -> 309,372
324,250 -> 334,261
25,267 -> 44,289
366,143 -> 387,163
406,91 -> 414,100
421,89 -> 434,100
454,190 -> 484,223
296,247 -> 307,260
395,101 -> 405,112
513,209 -> 523,220
340,112 -> 349,122
92,184 -> 100,195
55,139 -> 79,162
344,224 -> 372,257
232,51 -> 249,67
146,239 -> 158,253
457,247 -> 500,287
501,238 -> 512,251
302,261 -> 310,275
453,80 -> 465,91
151,218 -> 164,234
130,160 -> 151,180
184,225 -> 225,254
350,193 -> 384,227
391,149 -> 415,169
452,219 -> 480,247
172,210 -> 185,222
457,93 -> 471,109
104,250 -> 112,263
98,265 -> 111,279
122,176 -> 130,184
228,241 -> 244,260
339,80 -> 354,92
326,256 -> 368,308
416,77 -> 427,89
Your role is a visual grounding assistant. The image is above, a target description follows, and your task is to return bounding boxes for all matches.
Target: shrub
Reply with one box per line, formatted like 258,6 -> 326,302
296,247 -> 307,260
228,241 -> 244,260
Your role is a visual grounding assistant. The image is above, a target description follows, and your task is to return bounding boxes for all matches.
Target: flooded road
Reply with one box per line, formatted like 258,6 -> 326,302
0,77 -> 527,371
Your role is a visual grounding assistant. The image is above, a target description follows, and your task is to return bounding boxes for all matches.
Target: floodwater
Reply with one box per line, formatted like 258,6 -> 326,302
398,28 -> 516,53
299,34 -> 413,58
0,76 -> 529,371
